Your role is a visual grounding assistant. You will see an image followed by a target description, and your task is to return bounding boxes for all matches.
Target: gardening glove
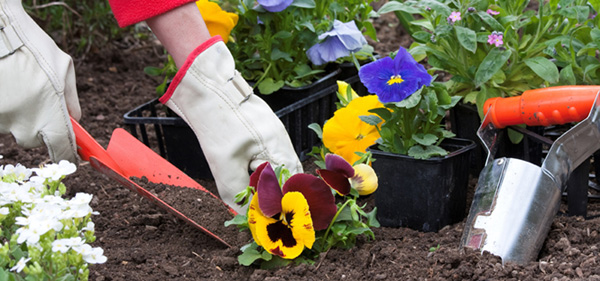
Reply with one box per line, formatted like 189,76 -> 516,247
0,0 -> 80,163
159,36 -> 303,213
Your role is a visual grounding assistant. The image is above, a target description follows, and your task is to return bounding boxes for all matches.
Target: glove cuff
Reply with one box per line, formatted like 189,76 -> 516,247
159,35 -> 223,104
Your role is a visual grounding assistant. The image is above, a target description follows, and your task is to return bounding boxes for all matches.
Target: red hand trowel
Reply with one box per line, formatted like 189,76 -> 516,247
70,117 -> 236,248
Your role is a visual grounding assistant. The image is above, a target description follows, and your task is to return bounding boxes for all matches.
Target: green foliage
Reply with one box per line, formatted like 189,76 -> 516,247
144,54 -> 178,97
224,0 -> 378,94
361,81 -> 460,159
379,0 -> 600,117
24,0 -> 131,55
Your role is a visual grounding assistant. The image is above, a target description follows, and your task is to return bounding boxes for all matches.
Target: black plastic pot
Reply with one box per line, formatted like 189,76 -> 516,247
370,138 -> 476,232
448,102 -> 485,176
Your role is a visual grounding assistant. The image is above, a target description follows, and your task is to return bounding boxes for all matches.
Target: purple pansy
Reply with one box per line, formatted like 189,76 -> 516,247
257,0 -> 293,12
358,47 -> 432,103
306,20 -> 367,65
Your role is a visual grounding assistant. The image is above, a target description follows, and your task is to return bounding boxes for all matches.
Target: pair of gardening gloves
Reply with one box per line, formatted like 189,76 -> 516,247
0,0 -> 302,213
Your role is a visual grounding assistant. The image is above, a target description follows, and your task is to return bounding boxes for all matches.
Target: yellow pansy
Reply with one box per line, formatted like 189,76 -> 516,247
196,0 -> 238,43
322,95 -> 383,165
336,81 -> 359,106
250,191 -> 315,259
350,164 -> 378,195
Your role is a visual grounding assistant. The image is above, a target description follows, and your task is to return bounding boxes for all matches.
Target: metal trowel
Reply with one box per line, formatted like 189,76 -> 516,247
460,85 -> 600,264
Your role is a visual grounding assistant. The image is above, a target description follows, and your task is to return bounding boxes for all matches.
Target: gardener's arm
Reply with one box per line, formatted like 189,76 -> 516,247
107,1 -> 303,213
108,0 -> 209,67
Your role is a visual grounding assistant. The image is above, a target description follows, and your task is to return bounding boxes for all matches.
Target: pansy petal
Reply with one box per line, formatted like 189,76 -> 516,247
316,169 -> 351,196
247,193 -> 262,245
256,192 -> 314,259
324,154 -> 354,177
350,164 -> 379,195
249,162 -> 269,189
282,174 -> 336,230
257,163 -> 283,217
257,0 -> 293,12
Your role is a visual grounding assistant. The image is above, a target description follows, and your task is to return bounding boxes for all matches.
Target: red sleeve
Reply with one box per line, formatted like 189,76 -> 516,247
108,0 -> 197,28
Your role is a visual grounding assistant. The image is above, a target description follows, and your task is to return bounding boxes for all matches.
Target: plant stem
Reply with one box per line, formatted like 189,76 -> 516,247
320,199 -> 352,250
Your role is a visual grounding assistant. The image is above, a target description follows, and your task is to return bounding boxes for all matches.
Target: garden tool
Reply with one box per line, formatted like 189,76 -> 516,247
460,85 -> 600,264
70,117 -> 235,248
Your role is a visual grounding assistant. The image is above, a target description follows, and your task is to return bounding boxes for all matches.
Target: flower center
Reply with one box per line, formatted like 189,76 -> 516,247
355,133 -> 364,140
387,74 -> 404,85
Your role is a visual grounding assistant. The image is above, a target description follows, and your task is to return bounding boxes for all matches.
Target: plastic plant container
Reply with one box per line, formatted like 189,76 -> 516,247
370,138 -> 476,232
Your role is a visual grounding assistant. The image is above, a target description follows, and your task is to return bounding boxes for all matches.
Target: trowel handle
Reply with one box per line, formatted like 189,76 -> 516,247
483,85 -> 600,128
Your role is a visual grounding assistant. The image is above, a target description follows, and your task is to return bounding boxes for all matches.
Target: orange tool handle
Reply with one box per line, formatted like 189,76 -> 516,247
483,86 -> 600,128
70,117 -> 124,174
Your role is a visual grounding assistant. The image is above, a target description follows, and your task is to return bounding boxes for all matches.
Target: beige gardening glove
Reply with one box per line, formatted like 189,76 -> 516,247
0,0 -> 80,163
159,36 -> 303,213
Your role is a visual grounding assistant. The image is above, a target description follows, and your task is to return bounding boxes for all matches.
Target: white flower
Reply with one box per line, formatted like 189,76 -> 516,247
0,207 -> 9,216
78,244 -> 107,264
52,237 -> 84,253
32,160 -> 76,181
2,164 -> 32,181
15,227 -> 41,245
52,239 -> 71,253
82,221 -> 95,232
10,257 -> 31,273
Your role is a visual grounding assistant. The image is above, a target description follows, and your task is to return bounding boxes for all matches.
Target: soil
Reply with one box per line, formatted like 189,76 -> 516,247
2,7 -> 600,281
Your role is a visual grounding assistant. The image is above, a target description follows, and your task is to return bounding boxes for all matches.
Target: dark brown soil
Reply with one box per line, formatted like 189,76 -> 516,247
2,8 -> 600,281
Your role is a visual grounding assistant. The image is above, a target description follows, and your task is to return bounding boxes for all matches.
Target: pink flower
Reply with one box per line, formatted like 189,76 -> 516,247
487,9 -> 500,16
448,11 -> 461,23
487,32 -> 503,47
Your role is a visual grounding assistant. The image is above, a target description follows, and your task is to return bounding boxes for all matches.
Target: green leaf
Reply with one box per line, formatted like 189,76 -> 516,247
257,78 -> 284,95
584,64 -> 600,80
291,0 -> 316,8
368,107 -> 392,121
559,64 -> 576,85
143,66 -> 163,76
455,26 -> 477,53
270,48 -> 292,62
395,88 -> 423,109
225,214 -> 248,227
412,133 -> 438,146
508,125 -> 525,144
238,248 -> 264,266
359,115 -> 383,126
376,1 -> 421,15
412,31 -> 432,43
474,48 -> 512,87
524,57 -> 559,84
308,123 -> 323,139
407,145 -> 449,160
477,11 -> 503,31
366,207 -> 380,227
273,31 -> 292,39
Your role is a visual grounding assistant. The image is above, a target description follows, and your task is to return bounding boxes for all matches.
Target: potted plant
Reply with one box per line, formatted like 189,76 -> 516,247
377,0 -> 598,174
319,47 -> 476,232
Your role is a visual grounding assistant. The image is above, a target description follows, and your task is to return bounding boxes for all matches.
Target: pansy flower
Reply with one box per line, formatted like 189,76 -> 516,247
358,47 -> 432,103
247,163 -> 337,259
316,154 -> 355,196
306,20 -> 367,65
257,0 -> 293,12
350,164 -> 378,195
196,0 -> 238,43
322,95 -> 383,164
